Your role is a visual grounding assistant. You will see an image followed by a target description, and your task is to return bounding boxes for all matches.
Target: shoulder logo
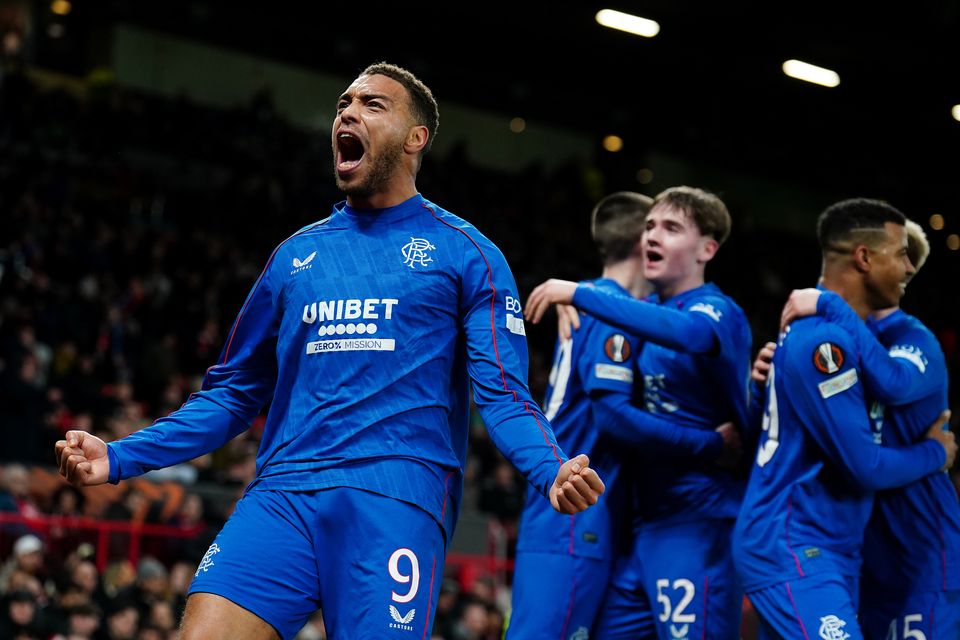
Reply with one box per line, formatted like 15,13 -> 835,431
195,542 -> 221,577
818,615 -> 850,640
689,302 -> 723,322
813,342 -> 844,374
888,344 -> 927,373
293,251 -> 316,268
401,237 -> 436,268
604,334 -> 631,363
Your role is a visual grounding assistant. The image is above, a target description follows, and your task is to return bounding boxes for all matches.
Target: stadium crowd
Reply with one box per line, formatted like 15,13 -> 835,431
1,64 -> 959,639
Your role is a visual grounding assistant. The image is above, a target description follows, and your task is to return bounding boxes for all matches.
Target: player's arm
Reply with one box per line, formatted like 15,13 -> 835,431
57,258 -> 281,487
785,329 -> 951,490
573,285 -> 718,353
782,289 -> 932,405
459,237 -> 603,513
576,323 -> 728,461
526,279 -> 716,353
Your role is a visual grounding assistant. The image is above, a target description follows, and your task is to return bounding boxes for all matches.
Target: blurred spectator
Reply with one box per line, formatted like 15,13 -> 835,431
0,534 -> 45,594
0,589 -> 40,638
451,597 -> 489,640
104,597 -> 138,640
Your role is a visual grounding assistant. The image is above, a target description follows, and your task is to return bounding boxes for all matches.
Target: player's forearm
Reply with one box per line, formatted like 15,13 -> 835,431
847,440 -> 945,491
817,292 -> 929,404
478,396 -> 568,497
592,391 -> 722,459
572,286 -> 716,353
107,392 -> 252,483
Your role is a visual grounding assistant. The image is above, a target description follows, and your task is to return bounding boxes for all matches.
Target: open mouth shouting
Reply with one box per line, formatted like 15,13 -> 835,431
335,131 -> 366,177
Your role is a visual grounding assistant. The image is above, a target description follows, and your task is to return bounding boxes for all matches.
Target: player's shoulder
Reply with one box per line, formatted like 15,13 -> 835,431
263,217 -> 335,275
881,311 -> 946,369
684,283 -> 743,320
419,198 -> 501,253
781,317 -> 856,370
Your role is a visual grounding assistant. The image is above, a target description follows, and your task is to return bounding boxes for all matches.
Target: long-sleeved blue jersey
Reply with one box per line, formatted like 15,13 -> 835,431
572,282 -> 751,524
732,297 -> 947,592
863,311 -> 958,593
516,279 -> 722,560
106,194 -> 567,538
811,294 -> 959,593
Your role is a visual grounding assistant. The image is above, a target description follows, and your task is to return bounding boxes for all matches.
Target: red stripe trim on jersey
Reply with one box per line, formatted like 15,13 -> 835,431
785,582 -> 811,640
422,203 -> 563,465
421,553 -> 438,640
221,220 -> 328,363
937,502 -> 947,591
785,496 -> 805,577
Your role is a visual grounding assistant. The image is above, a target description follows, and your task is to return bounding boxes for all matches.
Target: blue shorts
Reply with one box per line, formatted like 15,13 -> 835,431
747,573 -> 861,640
595,518 -> 741,640
506,551 -> 611,640
860,586 -> 960,640
188,487 -> 445,640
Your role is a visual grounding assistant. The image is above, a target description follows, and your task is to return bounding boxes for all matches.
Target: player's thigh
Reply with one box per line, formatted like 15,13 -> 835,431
860,588 -> 960,640
748,574 -> 862,640
314,488 -> 445,640
640,519 -> 741,640
186,490 -> 321,640
506,551 -> 610,640
180,592 -> 280,640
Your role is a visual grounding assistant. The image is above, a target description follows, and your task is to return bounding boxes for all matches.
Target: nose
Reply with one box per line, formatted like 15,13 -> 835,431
903,254 -> 916,277
339,99 -> 360,124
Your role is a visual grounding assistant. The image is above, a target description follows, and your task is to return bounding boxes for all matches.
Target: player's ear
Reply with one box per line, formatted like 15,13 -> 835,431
852,244 -> 871,273
697,236 -> 719,264
404,125 -> 429,155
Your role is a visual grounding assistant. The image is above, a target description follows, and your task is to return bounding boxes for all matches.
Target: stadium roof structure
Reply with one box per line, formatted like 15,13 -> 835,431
35,1 -> 960,214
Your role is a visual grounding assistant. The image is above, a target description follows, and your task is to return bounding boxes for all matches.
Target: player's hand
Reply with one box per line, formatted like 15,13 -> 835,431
751,342 -> 777,383
525,279 -> 578,325
549,454 -> 605,514
556,304 -> 581,341
55,430 -> 110,487
780,288 -> 821,331
714,422 -> 742,469
924,410 -> 956,471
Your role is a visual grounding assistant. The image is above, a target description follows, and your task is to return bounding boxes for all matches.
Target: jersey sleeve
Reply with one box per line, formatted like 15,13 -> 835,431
107,256 -> 282,483
782,325 -> 944,491
591,390 -> 723,459
572,285 -> 717,354
459,234 -> 567,498
816,291 -> 934,405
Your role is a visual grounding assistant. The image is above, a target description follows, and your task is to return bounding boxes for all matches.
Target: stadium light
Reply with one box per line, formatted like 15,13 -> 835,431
509,117 -> 526,133
782,59 -> 840,88
51,0 -> 71,16
948,234 -> 960,251
603,135 -> 624,152
930,214 -> 945,231
952,105 -> 960,122
595,9 -> 660,38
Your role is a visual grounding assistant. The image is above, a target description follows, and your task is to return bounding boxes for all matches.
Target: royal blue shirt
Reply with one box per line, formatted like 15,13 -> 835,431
732,294 -> 946,592
107,194 -> 567,539
572,282 -> 752,524
516,279 -> 722,559
813,294 -> 960,594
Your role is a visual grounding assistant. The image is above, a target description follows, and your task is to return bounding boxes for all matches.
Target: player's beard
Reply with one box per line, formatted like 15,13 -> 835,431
334,137 -> 405,200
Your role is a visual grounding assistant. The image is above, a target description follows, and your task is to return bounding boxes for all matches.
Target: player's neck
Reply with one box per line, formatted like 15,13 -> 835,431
819,271 -> 872,320
603,259 -> 648,298
873,306 -> 899,321
655,270 -> 705,301
346,176 -> 419,210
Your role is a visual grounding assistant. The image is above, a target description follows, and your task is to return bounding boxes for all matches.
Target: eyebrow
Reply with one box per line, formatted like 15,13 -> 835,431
337,91 -> 395,105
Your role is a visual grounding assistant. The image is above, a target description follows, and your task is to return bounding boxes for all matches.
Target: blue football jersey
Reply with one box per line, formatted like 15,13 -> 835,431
574,282 -> 752,523
106,194 -> 567,539
516,278 -> 640,560
732,306 -> 946,592
863,310 -> 960,593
